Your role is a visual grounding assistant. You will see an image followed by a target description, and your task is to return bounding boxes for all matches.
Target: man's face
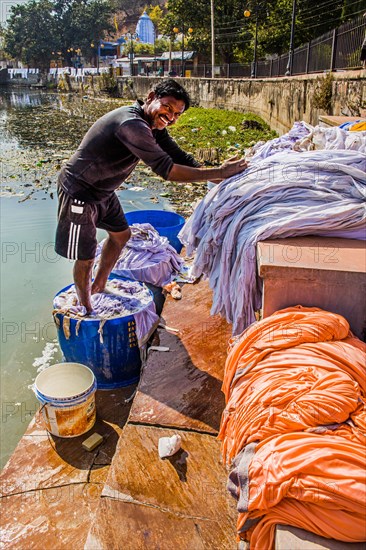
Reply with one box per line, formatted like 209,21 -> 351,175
145,93 -> 186,130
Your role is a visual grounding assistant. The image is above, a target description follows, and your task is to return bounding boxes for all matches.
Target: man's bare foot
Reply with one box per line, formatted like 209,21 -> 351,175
91,280 -> 106,295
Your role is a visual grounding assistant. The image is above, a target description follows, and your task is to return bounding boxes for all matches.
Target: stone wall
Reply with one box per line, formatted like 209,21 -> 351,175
116,72 -> 365,134
0,72 -> 40,86
55,73 -> 114,94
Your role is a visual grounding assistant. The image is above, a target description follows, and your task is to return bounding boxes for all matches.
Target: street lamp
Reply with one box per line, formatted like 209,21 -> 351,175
122,32 -> 139,76
244,7 -> 258,78
96,42 -> 105,74
90,41 -> 100,73
173,25 -> 193,77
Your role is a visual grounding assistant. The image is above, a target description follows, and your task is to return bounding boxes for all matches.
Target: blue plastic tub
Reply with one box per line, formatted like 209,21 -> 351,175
125,209 -> 185,253
53,283 -> 145,389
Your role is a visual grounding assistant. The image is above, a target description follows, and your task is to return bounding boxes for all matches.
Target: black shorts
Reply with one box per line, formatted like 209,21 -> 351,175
55,186 -> 129,260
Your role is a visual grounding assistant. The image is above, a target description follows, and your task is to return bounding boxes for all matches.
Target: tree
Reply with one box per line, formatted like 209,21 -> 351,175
161,0 -> 210,57
0,23 -> 11,63
161,0 -> 256,64
51,0 -> 114,65
5,0 -> 59,70
4,0 -> 114,69
148,4 -> 164,34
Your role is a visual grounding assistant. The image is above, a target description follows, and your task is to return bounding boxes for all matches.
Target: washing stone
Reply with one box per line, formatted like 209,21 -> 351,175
82,432 -> 103,452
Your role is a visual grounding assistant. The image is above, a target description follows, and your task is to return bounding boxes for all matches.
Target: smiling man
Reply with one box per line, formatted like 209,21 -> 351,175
55,79 -> 247,313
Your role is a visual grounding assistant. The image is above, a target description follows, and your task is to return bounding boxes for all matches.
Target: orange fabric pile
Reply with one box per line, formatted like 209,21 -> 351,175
218,306 -> 366,548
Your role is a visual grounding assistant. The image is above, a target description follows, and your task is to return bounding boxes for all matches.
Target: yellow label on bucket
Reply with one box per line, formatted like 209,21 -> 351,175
42,394 -> 96,438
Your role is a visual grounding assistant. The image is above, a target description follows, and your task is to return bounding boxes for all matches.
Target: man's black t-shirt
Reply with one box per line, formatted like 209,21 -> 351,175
59,100 -> 200,203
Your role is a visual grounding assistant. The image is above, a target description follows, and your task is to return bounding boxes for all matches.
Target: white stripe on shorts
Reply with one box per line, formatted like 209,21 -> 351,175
67,222 -> 81,260
73,224 -> 81,260
67,222 -> 75,259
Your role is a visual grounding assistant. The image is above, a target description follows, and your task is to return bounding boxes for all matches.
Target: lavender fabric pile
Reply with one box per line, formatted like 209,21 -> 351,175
179,130 -> 366,335
95,223 -> 183,287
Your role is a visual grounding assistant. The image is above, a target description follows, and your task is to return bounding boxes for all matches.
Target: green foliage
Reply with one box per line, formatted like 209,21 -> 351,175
123,41 -> 155,55
341,0 -> 365,20
161,0 -> 209,50
169,107 -> 277,160
100,71 -> 117,93
313,73 -> 333,112
154,37 -> 181,52
147,4 -> 164,33
122,36 -> 181,56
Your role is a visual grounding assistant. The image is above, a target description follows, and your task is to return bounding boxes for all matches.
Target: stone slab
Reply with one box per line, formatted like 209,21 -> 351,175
129,280 -> 232,433
1,387 -> 135,496
276,525 -> 366,550
0,387 -> 135,548
85,498 -> 237,550
86,423 -> 237,549
1,483 -> 101,549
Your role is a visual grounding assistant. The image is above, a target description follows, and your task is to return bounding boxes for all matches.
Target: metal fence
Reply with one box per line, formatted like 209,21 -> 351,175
189,14 -> 365,79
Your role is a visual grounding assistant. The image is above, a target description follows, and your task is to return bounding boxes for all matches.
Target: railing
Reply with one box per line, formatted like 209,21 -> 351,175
189,14 -> 365,78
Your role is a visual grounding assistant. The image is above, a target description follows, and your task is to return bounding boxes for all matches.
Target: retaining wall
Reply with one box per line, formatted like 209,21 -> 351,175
117,72 -> 366,134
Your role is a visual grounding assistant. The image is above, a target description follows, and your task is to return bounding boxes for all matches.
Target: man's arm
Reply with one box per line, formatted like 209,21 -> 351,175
155,129 -> 201,167
156,130 -> 248,182
168,156 -> 248,183
117,121 -> 247,183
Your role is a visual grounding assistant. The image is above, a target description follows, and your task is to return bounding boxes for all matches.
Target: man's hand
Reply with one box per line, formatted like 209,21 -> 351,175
168,157 -> 249,183
219,155 -> 248,179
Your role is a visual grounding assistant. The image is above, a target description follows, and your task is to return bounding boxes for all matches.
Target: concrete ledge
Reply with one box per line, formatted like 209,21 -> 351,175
276,525 -> 366,549
117,73 -> 366,133
318,115 -> 364,127
257,237 -> 366,340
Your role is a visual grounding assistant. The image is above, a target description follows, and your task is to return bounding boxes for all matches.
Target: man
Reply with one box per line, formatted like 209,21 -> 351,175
55,79 -> 247,313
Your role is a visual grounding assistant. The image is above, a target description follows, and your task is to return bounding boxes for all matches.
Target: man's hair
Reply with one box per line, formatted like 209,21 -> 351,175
152,79 -> 191,110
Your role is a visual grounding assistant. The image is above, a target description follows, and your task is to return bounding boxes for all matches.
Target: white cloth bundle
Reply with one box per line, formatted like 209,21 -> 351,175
180,148 -> 366,335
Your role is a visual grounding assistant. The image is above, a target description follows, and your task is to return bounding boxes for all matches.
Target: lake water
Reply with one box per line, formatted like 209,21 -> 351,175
0,89 -> 172,468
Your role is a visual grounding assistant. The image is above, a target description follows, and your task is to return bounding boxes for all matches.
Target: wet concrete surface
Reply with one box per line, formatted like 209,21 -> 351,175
86,424 -> 237,550
130,281 -> 232,434
85,497 -> 236,550
0,386 -> 136,548
0,280 -> 236,549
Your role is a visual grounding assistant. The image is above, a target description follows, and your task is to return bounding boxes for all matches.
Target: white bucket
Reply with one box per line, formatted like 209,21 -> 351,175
34,363 -> 96,437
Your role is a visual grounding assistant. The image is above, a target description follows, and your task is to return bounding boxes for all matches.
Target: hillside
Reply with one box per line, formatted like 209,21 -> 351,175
112,0 -> 165,36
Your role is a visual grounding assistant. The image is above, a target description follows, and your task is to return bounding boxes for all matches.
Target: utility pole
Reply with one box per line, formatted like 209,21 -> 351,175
182,22 -> 185,76
285,0 -> 297,76
168,36 -> 172,73
211,0 -> 215,77
251,10 -> 258,78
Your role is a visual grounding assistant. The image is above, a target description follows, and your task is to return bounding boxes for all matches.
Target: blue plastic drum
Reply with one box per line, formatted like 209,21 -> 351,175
53,283 -> 148,389
125,209 -> 185,253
